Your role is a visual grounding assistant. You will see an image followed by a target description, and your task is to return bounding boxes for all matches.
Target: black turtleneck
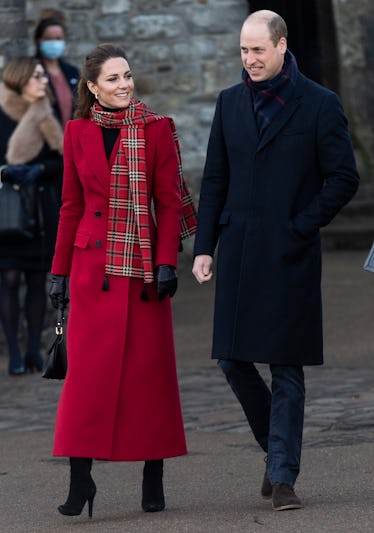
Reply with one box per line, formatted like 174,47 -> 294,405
100,105 -> 121,160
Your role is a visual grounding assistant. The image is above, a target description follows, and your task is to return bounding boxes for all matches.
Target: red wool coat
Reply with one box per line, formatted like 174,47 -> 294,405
51,117 -> 187,461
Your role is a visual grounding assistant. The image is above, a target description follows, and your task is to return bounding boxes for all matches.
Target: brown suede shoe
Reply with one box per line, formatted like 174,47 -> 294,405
261,471 -> 272,499
272,483 -> 302,511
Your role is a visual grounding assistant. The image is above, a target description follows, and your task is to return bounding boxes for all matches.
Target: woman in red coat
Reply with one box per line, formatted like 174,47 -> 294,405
49,43 -> 196,518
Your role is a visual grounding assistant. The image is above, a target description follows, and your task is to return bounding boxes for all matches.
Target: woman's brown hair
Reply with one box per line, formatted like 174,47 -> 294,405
74,43 -> 128,119
2,57 -> 40,94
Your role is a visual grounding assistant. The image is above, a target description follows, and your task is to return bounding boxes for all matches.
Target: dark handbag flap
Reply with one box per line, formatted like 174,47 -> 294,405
42,307 -> 67,380
42,333 -> 67,380
0,182 -> 36,241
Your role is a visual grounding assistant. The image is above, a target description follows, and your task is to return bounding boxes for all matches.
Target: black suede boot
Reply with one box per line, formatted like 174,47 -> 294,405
58,457 -> 96,517
141,459 -> 165,512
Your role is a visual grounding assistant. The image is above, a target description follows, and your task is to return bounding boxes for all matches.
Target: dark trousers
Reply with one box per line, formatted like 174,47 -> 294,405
218,359 -> 305,486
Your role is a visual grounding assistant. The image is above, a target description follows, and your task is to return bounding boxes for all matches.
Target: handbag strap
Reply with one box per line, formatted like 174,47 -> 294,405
56,306 -> 64,335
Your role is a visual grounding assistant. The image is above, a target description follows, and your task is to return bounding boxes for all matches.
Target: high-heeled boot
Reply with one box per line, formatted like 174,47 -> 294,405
58,457 -> 96,518
141,459 -> 165,512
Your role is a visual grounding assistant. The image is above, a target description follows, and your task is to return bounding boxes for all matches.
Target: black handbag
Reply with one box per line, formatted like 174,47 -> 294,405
0,180 -> 37,241
42,308 -> 67,380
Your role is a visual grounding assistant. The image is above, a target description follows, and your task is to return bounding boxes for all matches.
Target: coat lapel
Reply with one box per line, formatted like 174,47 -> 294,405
256,76 -> 304,152
237,84 -> 259,147
79,120 -> 111,190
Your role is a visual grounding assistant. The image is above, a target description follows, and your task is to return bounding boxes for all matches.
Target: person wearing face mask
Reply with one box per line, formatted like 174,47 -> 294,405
34,10 -> 80,128
0,57 -> 64,375
48,43 -> 196,518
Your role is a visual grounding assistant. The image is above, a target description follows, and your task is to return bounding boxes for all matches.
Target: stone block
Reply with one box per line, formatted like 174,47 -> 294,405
130,14 -> 185,40
101,0 -> 131,14
60,0 -> 94,8
95,15 -> 128,40
188,5 -> 247,34
0,14 -> 27,39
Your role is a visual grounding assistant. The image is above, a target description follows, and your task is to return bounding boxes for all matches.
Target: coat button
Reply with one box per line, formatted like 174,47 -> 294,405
94,211 -> 101,217
95,240 -> 102,247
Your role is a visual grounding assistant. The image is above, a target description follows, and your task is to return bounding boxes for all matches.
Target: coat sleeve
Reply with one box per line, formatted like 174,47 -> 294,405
193,92 -> 229,257
51,121 -> 84,275
292,91 -> 360,237
153,118 -> 182,268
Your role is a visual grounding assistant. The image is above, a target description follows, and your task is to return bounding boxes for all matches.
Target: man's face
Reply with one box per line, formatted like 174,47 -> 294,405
240,21 -> 287,82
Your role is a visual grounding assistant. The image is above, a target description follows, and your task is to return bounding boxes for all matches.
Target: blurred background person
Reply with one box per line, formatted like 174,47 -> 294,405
0,57 -> 64,375
34,9 -> 79,128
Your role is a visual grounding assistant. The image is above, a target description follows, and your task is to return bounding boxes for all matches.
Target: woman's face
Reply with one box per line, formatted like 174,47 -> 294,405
39,24 -> 66,60
87,57 -> 134,109
21,64 -> 48,103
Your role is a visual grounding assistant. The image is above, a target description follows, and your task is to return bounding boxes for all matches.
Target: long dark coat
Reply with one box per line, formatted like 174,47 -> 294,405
193,73 -> 359,366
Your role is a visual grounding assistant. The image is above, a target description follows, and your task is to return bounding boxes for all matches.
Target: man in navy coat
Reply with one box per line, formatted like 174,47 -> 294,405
192,10 -> 359,511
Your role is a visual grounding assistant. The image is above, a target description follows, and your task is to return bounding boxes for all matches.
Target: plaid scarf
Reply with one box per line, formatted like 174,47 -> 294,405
242,49 -> 298,134
90,100 -> 197,284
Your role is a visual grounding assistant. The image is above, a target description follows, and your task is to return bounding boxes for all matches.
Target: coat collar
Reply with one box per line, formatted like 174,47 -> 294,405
237,84 -> 259,146
78,119 -> 113,191
256,73 -> 305,152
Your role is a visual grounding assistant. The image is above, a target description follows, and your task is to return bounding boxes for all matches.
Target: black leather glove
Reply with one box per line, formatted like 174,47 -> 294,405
4,163 -> 43,185
156,265 -> 178,301
49,275 -> 69,310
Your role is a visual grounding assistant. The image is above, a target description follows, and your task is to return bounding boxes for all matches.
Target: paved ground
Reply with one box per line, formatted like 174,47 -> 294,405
0,249 -> 374,532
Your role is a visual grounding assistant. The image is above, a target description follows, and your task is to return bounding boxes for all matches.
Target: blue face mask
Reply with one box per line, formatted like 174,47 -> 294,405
39,40 -> 66,59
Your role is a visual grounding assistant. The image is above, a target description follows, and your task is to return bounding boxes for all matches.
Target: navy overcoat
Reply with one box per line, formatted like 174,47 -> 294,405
193,72 -> 359,366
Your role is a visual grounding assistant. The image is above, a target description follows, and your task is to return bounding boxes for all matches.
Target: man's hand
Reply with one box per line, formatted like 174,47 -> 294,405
192,255 -> 213,284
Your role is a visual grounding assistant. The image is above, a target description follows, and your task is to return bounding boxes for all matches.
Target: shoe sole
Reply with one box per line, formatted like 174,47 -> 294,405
272,503 -> 302,511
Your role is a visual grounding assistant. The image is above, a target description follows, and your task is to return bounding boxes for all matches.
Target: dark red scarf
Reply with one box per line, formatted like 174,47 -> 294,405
243,49 -> 298,134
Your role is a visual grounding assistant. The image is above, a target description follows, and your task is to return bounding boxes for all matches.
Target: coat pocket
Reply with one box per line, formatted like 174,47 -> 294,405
73,232 -> 90,249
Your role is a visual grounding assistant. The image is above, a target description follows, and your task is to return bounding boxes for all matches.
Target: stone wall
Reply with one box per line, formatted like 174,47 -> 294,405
0,0 -> 28,65
25,0 -> 249,202
332,0 -> 374,183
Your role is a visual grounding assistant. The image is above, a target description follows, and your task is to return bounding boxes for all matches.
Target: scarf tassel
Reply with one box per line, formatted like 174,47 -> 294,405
102,274 -> 149,300
140,284 -> 149,301
102,274 -> 109,291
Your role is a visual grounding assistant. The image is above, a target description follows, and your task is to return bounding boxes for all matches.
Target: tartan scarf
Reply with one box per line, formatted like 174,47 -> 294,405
242,49 -> 298,134
90,99 -> 196,284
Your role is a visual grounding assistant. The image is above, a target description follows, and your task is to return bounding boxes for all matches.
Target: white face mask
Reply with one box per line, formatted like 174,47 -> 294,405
39,40 -> 66,59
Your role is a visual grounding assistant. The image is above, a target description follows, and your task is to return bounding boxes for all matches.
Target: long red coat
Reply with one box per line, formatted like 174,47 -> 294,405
51,116 -> 187,461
